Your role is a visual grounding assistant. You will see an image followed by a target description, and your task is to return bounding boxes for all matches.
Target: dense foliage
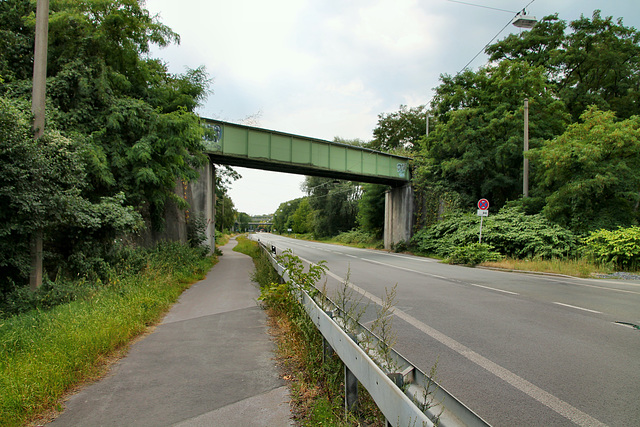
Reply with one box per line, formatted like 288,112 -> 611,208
486,11 -> 640,121
0,0 -> 211,289
0,97 -> 143,294
369,104 -> 428,153
405,9 -> 640,240
357,183 -> 388,239
421,60 -> 570,210
531,108 -> 640,231
583,226 -> 640,270
411,206 -> 579,260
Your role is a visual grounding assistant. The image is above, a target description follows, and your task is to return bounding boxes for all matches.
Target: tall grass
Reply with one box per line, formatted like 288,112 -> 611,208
481,257 -> 610,278
0,243 -> 216,427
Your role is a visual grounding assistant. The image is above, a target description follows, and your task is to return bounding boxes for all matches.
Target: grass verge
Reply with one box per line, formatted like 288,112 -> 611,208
234,235 -> 384,426
0,243 -> 216,427
480,257 -> 612,278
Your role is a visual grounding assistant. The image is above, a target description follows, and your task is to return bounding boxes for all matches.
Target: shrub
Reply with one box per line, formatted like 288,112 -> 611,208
187,212 -> 208,248
334,229 -> 379,246
411,206 -> 579,259
583,226 -> 640,270
482,206 -> 579,259
0,279 -> 95,319
446,243 -> 503,267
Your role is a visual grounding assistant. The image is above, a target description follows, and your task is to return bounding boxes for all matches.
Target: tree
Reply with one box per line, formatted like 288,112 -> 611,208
422,60 -> 570,209
370,104 -> 428,153
273,199 -> 302,233
487,11 -> 640,121
236,212 -> 251,232
303,177 -> 360,238
0,0 -> 211,231
357,183 -> 388,238
215,194 -> 236,232
531,107 -> 640,231
0,0 -> 210,288
291,198 -> 313,234
0,96 -> 141,290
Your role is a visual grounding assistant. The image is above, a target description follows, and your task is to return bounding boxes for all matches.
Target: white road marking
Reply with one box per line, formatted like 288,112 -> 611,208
552,302 -> 602,314
326,253 -> 521,296
469,283 -> 520,295
317,266 -> 607,427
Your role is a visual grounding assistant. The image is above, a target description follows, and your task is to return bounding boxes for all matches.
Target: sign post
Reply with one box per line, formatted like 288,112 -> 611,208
477,199 -> 489,244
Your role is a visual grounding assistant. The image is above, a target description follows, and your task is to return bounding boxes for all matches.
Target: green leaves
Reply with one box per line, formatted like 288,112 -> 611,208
370,104 -> 429,152
303,177 -> 360,238
487,10 -> 640,121
446,243 -> 503,267
584,227 -> 640,270
0,1 -> 213,291
532,107 -> 640,231
424,61 -> 571,209
411,206 -> 579,260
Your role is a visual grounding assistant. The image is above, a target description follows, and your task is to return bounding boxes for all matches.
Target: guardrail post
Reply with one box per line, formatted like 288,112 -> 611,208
386,373 -> 404,427
345,333 -> 358,414
323,311 -> 335,365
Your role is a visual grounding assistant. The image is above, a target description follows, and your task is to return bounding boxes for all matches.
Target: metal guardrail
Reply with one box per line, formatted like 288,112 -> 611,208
254,237 -> 491,427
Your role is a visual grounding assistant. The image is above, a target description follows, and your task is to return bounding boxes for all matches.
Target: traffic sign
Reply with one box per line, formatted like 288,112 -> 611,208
477,209 -> 489,217
477,198 -> 489,210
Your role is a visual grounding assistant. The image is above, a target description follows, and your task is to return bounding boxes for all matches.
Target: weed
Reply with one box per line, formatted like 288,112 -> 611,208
333,267 -> 369,334
417,358 -> 444,425
369,285 -> 399,372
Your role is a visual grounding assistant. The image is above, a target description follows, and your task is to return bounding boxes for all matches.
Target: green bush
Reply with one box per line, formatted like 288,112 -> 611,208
334,229 -> 380,246
482,206 -> 579,259
583,226 -> 640,270
411,206 -> 579,259
0,279 -> 96,318
446,243 -> 503,267
187,212 -> 208,248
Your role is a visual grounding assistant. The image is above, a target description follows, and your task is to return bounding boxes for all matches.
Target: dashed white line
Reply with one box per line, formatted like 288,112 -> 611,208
552,302 -> 602,314
469,283 -> 519,295
321,268 -> 607,427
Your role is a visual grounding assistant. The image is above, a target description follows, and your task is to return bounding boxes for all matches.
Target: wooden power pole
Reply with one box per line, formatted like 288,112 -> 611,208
30,0 -> 49,290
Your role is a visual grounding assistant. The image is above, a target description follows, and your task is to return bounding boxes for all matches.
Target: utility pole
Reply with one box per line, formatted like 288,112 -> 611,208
30,0 -> 49,290
523,98 -> 529,198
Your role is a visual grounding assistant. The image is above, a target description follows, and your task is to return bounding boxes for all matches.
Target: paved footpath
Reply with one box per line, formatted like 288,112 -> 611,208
49,238 -> 294,426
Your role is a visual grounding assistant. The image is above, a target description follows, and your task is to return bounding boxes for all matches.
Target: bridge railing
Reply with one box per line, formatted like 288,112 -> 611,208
255,238 -> 491,427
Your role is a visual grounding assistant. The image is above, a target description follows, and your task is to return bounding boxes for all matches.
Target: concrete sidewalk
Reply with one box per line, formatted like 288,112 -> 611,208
49,238 -> 294,427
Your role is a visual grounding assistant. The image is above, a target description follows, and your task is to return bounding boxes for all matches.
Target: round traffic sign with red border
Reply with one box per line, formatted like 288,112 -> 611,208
478,198 -> 489,210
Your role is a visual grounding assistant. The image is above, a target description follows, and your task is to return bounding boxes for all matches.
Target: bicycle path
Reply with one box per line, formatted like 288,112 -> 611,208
49,238 -> 293,426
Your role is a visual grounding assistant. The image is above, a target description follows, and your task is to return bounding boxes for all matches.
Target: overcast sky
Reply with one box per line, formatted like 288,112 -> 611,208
145,0 -> 640,216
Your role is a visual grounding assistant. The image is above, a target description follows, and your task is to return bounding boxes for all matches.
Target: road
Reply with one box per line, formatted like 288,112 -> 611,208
253,233 -> 640,427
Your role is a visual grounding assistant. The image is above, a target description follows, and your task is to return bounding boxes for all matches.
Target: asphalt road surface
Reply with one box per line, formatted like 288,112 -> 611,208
253,233 -> 640,427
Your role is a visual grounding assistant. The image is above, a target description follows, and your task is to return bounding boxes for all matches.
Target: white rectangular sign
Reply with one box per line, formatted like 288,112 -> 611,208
477,209 -> 489,217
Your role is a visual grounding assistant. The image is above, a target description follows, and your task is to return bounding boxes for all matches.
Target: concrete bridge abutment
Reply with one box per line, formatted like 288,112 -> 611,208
384,183 -> 414,250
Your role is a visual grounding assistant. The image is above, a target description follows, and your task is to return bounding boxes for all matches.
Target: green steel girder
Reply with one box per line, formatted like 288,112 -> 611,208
202,118 -> 410,186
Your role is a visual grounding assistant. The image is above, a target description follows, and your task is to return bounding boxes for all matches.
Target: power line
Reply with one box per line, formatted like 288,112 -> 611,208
447,0 -> 515,14
456,0 -> 537,74
458,18 -> 513,73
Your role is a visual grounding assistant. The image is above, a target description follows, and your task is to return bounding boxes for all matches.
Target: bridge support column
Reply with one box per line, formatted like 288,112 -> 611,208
384,184 -> 414,250
187,160 -> 216,252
